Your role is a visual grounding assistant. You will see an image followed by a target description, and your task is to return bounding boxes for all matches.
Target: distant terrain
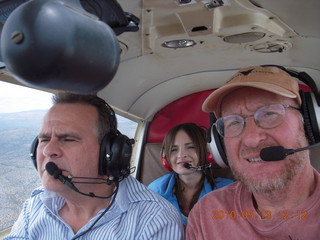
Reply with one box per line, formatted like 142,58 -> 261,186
0,110 -> 45,231
0,110 -> 137,231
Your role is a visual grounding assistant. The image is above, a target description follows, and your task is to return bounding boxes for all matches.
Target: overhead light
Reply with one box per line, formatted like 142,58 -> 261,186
162,39 -> 196,49
223,32 -> 265,44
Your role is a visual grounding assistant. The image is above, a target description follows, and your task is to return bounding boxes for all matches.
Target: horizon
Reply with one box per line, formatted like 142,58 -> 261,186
0,82 -> 53,113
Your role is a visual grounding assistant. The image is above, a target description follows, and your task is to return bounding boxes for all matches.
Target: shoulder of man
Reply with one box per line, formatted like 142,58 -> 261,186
123,176 -> 184,231
196,181 -> 240,208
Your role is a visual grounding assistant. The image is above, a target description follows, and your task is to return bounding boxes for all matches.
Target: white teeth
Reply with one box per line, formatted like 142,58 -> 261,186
248,158 -> 262,162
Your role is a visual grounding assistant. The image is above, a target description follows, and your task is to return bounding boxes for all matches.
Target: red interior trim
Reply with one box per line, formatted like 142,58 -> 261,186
147,90 -> 213,143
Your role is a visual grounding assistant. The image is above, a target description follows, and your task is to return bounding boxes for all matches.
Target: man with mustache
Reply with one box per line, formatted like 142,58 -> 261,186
186,66 -> 320,239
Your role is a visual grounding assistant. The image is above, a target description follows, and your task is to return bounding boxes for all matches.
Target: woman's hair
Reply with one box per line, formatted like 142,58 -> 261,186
161,122 -> 216,214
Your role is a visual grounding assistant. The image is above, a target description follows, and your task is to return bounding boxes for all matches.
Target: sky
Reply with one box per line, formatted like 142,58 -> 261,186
0,81 -> 138,137
0,82 -> 53,113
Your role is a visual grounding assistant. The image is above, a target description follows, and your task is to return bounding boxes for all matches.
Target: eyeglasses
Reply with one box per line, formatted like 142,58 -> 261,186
214,104 -> 300,138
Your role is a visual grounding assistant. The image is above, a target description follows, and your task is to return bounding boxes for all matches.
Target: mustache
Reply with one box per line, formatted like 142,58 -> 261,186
239,143 -> 274,157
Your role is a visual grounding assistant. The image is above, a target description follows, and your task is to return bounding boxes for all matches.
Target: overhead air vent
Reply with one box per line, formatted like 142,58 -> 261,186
246,41 -> 292,53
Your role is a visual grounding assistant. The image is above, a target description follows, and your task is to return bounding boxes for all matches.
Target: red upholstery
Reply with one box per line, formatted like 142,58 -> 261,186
147,90 -> 213,143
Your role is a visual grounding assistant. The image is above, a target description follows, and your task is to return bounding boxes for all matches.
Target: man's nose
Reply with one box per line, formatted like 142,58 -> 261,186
241,118 -> 267,147
42,139 -> 62,159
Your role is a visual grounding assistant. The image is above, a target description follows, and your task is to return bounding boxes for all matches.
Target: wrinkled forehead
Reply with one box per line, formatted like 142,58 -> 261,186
47,103 -> 97,118
41,103 -> 99,131
220,87 -> 298,116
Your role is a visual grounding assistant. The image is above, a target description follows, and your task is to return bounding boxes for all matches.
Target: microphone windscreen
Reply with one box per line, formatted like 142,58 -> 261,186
260,146 -> 287,161
45,162 -> 61,179
183,163 -> 191,169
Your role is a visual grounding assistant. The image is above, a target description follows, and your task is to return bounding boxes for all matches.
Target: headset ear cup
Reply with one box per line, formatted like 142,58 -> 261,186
300,91 -> 317,144
261,65 -> 320,143
161,155 -> 173,171
305,92 -> 320,143
99,134 -> 109,175
207,124 -> 228,168
109,133 -> 132,178
30,137 -> 38,169
99,132 -> 133,181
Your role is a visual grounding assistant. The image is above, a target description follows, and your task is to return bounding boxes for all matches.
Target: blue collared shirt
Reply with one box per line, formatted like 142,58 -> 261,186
5,176 -> 184,240
148,172 -> 233,225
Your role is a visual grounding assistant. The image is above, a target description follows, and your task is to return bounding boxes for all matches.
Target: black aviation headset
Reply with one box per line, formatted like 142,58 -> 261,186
30,100 -> 134,184
207,65 -> 320,168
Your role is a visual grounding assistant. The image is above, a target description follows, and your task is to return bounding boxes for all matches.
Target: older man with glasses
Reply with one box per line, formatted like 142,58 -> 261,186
186,66 -> 320,240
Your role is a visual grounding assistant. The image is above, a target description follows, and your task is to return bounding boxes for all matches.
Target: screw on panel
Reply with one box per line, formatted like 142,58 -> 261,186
11,31 -> 24,44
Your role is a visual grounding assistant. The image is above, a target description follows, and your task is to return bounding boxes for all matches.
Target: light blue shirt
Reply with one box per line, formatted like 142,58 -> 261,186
5,176 -> 184,240
148,172 -> 233,225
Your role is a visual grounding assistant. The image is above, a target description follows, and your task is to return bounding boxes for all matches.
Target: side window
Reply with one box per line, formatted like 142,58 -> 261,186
0,82 -> 53,231
116,115 -> 138,139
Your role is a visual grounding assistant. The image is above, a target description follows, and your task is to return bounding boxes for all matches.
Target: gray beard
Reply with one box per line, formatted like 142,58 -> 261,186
229,148 -> 307,196
228,118 -> 309,196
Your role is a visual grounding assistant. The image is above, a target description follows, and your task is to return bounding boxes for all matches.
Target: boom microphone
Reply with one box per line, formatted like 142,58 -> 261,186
183,162 -> 212,171
260,142 -> 320,161
45,161 -> 120,239
46,162 -> 80,193
45,162 -> 116,199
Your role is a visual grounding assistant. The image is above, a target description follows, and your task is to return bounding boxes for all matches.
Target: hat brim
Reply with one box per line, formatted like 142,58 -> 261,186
202,82 -> 299,116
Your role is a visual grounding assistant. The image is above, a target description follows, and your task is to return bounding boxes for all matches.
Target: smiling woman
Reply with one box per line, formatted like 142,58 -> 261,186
148,123 -> 233,226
